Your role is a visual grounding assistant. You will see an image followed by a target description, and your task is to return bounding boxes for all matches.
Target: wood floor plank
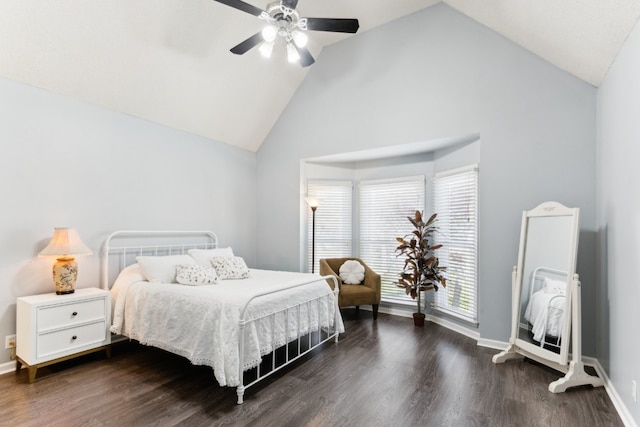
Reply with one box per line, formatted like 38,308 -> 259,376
0,310 -> 623,426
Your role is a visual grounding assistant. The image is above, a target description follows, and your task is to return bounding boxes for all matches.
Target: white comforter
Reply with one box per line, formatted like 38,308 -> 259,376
524,288 -> 565,342
110,268 -> 344,387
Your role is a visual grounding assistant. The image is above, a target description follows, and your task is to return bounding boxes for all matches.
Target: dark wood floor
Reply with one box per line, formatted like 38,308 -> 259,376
0,311 -> 622,427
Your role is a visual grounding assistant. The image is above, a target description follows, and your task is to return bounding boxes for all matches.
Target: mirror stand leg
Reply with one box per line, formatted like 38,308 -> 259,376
548,360 -> 605,393
492,344 -> 523,364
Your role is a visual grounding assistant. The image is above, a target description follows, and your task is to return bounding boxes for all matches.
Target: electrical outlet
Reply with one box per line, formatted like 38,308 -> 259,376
633,380 -> 637,403
5,334 -> 16,350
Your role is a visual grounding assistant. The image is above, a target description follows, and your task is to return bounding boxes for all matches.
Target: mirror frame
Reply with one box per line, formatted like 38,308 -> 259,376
511,201 -> 579,366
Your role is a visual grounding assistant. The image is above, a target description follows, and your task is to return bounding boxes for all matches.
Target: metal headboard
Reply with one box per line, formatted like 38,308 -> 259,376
529,266 -> 567,299
101,230 -> 218,290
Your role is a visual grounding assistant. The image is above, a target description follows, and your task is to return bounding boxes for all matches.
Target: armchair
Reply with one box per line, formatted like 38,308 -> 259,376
319,258 -> 381,320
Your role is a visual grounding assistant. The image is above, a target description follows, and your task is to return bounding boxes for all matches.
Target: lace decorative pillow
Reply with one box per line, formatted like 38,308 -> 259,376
175,264 -> 219,285
339,260 -> 365,284
210,256 -> 251,280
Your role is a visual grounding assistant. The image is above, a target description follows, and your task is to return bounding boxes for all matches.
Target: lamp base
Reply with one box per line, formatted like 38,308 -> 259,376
53,257 -> 78,295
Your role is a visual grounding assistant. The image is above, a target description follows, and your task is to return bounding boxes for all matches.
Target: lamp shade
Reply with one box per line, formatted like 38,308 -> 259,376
38,228 -> 93,258
305,197 -> 320,209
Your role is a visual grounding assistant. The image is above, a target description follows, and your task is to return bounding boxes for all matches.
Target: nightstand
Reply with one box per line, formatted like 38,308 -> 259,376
16,287 -> 111,383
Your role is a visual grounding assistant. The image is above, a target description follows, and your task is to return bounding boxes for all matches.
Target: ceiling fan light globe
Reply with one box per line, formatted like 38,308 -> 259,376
287,43 -> 300,63
261,25 -> 278,42
259,41 -> 274,58
292,30 -> 308,48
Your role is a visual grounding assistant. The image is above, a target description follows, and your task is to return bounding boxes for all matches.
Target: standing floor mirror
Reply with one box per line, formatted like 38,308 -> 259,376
492,201 -> 603,392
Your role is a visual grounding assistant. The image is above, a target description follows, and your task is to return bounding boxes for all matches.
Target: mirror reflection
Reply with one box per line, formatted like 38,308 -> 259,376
517,215 -> 573,352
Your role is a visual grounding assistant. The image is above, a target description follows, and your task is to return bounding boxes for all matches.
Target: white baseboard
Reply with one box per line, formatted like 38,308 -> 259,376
477,338 -> 508,350
426,313 -> 480,341
474,342 -> 635,427
0,360 -> 16,376
592,359 -> 637,427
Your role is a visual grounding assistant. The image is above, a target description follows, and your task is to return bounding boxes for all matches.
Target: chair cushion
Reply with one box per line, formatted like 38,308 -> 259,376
339,260 -> 365,284
339,284 -> 377,306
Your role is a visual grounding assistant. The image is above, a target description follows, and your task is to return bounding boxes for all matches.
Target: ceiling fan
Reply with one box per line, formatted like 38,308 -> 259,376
213,0 -> 360,67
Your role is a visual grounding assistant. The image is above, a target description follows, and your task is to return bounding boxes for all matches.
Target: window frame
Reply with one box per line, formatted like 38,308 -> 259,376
431,164 -> 479,324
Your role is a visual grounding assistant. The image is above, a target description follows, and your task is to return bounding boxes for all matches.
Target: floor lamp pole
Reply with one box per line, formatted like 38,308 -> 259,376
311,206 -> 317,274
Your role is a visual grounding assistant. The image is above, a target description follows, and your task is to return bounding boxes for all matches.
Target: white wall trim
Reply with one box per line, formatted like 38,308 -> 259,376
592,359 -> 637,427
0,360 -> 15,376
373,304 -> 413,318
473,339 -> 634,426
426,313 -> 480,340
477,338 -> 509,350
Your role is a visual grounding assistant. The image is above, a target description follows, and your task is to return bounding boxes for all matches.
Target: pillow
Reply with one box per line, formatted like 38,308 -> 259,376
188,247 -> 234,266
176,264 -> 218,285
544,277 -> 567,294
339,260 -> 365,284
210,256 -> 251,280
110,263 -> 147,305
136,255 -> 196,283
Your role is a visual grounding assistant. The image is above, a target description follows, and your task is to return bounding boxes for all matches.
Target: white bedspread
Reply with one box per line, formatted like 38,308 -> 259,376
110,268 -> 344,387
524,288 -> 565,342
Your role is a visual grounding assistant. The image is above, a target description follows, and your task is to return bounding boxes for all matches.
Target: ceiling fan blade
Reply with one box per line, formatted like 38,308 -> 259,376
295,45 -> 315,67
303,17 -> 359,33
230,32 -> 263,55
282,0 -> 299,10
212,0 -> 265,17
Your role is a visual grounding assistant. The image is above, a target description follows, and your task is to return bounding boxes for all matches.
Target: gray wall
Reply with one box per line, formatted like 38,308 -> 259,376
257,4 -> 597,351
597,13 -> 640,423
0,77 -> 257,366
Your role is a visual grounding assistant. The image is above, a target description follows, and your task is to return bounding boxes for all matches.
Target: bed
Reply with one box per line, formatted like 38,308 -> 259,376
523,267 -> 568,349
101,230 -> 343,404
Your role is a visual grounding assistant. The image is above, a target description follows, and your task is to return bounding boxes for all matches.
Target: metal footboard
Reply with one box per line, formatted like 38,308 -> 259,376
236,275 -> 340,404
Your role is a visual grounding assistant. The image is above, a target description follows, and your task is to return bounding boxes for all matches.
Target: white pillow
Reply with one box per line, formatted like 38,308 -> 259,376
110,263 -> 147,305
136,255 -> 196,283
210,256 -> 250,280
339,260 -> 365,285
544,277 -> 567,294
188,247 -> 234,266
176,264 -> 218,285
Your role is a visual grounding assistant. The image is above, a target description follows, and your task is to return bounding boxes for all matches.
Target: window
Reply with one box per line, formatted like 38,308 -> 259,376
306,181 -> 353,273
432,165 -> 479,323
359,176 -> 425,301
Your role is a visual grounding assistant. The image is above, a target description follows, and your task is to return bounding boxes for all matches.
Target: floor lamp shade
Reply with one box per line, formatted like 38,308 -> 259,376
38,228 -> 93,295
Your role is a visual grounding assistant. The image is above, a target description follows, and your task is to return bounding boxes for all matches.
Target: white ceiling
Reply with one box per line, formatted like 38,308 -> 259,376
1,1 -> 639,152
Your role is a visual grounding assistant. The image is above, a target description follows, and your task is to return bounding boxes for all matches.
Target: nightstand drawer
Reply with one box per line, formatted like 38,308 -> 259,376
37,298 -> 106,330
37,320 -> 107,360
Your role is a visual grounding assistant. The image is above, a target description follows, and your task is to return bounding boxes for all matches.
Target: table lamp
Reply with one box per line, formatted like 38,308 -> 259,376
38,228 -> 93,295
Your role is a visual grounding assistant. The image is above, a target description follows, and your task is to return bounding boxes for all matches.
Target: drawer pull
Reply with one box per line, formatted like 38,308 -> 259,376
72,335 -> 77,340
72,312 -> 78,316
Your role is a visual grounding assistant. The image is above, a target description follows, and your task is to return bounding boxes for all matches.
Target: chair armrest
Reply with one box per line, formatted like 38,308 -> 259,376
362,264 -> 382,303
319,258 -> 341,290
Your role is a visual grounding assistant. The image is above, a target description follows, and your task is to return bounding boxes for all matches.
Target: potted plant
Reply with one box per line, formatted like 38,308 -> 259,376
396,211 -> 446,326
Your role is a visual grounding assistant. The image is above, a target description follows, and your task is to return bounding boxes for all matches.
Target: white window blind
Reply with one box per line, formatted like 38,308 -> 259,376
359,176 -> 425,301
306,181 -> 353,273
432,165 -> 479,323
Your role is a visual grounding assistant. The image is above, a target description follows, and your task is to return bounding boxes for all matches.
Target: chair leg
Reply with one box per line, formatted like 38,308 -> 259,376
355,306 -> 359,316
372,304 -> 379,320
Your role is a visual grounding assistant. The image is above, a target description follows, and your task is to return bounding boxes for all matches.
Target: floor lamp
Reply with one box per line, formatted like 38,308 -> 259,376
305,197 -> 320,273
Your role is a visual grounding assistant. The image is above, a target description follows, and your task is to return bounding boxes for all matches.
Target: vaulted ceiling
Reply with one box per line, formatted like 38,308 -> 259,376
1,1 -> 639,151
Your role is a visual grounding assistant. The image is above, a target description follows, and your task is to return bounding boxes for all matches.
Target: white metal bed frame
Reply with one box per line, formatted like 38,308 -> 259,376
101,230 -> 340,404
527,266 -> 567,350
